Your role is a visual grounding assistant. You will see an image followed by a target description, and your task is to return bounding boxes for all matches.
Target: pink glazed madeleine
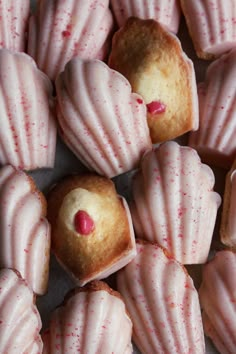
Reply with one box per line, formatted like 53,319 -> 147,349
189,49 -> 236,169
0,0 -> 30,52
27,0 -> 114,81
181,0 -> 236,59
199,250 -> 236,353
42,281 -> 133,354
131,141 -> 221,264
56,58 -> 152,178
220,158 -> 236,249
117,241 -> 205,354
0,49 -> 56,170
110,0 -> 181,33
0,165 -> 51,295
0,269 -> 43,354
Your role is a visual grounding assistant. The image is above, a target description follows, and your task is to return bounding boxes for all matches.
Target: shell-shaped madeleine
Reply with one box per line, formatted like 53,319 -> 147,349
131,141 -> 221,264
117,241 -> 205,354
110,0 -> 180,33
0,165 -> 51,295
220,159 -> 236,249
42,281 -> 133,354
0,49 -> 56,170
199,250 -> 236,353
56,58 -> 152,178
189,49 -> 236,169
27,0 -> 113,81
0,0 -> 30,52
108,17 -> 199,144
47,174 -> 136,286
0,269 -> 42,354
180,0 -> 236,59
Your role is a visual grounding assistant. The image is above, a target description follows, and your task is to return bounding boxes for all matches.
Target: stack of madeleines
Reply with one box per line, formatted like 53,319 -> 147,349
0,1 -> 235,353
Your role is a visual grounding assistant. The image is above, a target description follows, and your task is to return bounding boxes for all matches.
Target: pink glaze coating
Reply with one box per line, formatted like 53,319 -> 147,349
56,58 -> 152,178
0,269 -> 42,354
189,49 -> 236,169
199,250 -> 236,353
0,49 -> 56,170
27,0 -> 114,81
131,141 -> 221,264
181,0 -> 236,58
117,241 -> 205,354
110,0 -> 181,33
42,283 -> 133,354
0,0 -> 30,52
0,165 -> 51,295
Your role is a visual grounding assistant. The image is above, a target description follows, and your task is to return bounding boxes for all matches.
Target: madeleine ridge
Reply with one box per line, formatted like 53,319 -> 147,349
110,0 -> 181,33
220,158 -> 236,249
199,250 -> 236,353
189,49 -> 236,169
117,241 -> 205,354
56,58 -> 152,178
0,165 -> 51,295
181,0 -> 236,59
0,269 -> 43,353
47,174 -> 136,286
131,141 -> 221,264
27,0 -> 114,81
0,0 -> 30,52
0,49 -> 56,170
42,281 -> 133,354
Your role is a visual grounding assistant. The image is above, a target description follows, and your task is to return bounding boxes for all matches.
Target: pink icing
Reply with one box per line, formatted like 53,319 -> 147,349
110,0 -> 181,33
146,100 -> 166,114
56,58 -> 152,178
74,210 -> 95,235
131,141 -> 221,264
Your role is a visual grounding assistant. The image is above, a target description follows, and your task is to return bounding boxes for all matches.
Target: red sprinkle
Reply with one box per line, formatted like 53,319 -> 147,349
136,98 -> 143,104
74,210 -> 95,235
62,30 -> 71,37
146,101 -> 166,114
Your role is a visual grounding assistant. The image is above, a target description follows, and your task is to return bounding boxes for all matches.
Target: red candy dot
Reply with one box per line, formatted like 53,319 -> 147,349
74,210 -> 95,235
146,101 -> 166,114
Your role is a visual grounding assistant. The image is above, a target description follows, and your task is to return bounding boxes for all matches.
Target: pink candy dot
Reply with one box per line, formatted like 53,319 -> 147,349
74,210 -> 95,235
147,100 -> 166,114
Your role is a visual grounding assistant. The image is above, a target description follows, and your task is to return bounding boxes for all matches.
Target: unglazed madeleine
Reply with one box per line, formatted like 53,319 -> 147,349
0,269 -> 42,354
199,250 -> 236,353
108,17 -> 198,144
0,165 -> 51,295
42,281 -> 133,354
27,0 -> 113,81
117,241 -> 205,354
189,49 -> 236,169
0,0 -> 30,52
180,0 -> 236,59
131,141 -> 221,264
220,159 -> 236,249
110,0 -> 181,33
0,49 -> 56,170
47,174 -> 136,286
56,58 -> 152,178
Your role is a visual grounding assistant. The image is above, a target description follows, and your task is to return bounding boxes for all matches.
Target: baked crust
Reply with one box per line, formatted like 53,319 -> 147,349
109,17 -> 198,143
47,174 -> 136,285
